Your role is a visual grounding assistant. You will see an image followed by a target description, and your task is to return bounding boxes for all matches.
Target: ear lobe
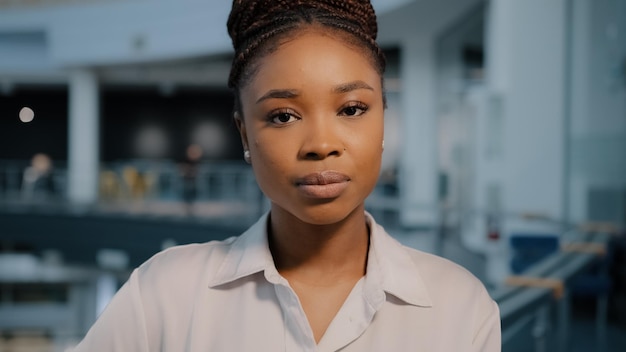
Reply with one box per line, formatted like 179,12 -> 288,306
234,112 -> 249,150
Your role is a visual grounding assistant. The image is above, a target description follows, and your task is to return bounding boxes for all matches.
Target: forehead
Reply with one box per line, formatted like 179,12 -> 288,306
242,29 -> 381,96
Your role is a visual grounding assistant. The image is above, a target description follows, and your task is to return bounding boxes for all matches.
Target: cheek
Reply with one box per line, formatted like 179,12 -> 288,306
347,119 -> 384,175
250,129 -> 290,162
249,132 -> 293,185
350,115 -> 384,153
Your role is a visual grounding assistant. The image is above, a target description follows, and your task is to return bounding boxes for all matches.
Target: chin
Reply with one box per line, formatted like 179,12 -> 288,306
285,201 -> 366,226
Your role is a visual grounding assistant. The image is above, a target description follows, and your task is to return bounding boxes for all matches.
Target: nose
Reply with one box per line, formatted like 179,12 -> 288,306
298,118 -> 344,160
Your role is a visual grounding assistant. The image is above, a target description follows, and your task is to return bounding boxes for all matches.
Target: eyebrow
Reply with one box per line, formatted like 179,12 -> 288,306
255,80 -> 374,104
332,80 -> 374,94
256,89 -> 299,104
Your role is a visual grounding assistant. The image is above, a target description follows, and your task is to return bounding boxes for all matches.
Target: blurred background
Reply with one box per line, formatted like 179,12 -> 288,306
0,0 -> 625,351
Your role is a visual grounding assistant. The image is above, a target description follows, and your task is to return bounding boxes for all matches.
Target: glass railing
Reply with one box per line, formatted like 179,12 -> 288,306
0,159 -> 263,219
0,159 -> 400,223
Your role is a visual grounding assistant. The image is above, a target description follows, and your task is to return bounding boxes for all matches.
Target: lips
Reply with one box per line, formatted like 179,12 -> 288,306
295,171 -> 350,199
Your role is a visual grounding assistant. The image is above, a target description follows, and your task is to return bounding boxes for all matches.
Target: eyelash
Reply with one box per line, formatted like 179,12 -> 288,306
339,102 -> 369,117
267,109 -> 300,126
266,101 -> 370,126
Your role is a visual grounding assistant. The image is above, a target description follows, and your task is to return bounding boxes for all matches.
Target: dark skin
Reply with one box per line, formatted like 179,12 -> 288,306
235,27 -> 385,343
270,206 -> 369,343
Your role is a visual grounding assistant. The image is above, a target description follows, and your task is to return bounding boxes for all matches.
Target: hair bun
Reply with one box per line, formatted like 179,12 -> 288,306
227,0 -> 378,52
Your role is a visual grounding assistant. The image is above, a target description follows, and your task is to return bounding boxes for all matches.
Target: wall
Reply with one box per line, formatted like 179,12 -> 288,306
0,0 -> 232,70
569,0 -> 626,224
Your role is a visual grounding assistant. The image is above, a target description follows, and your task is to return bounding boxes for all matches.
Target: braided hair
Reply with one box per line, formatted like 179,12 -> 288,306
227,0 -> 386,111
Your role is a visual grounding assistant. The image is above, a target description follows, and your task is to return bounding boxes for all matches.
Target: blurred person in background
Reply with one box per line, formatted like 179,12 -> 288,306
72,1 -> 500,351
21,153 -> 54,200
180,143 -> 203,216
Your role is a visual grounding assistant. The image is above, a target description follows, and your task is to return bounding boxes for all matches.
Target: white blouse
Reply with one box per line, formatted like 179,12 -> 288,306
73,213 -> 501,351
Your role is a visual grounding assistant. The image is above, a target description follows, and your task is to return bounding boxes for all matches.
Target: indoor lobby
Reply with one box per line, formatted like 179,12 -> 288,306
1,0 -> 625,351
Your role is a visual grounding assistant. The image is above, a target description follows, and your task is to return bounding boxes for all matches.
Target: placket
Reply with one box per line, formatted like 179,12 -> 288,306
267,271 -> 318,352
315,278 -> 385,352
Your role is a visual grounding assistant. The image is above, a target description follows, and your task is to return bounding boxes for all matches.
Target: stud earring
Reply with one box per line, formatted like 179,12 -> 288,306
243,150 -> 251,163
382,140 -> 385,151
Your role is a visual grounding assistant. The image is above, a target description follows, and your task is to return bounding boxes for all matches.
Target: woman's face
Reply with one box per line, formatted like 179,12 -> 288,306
238,29 -> 384,225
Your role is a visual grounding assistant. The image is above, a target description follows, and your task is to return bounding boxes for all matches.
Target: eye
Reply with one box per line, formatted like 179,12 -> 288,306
268,110 -> 300,125
339,102 -> 368,117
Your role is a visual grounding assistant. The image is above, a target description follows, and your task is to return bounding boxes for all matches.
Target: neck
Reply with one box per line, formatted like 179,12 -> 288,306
268,206 -> 370,284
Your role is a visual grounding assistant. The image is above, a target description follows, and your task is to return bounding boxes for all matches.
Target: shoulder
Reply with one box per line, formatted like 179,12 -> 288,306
404,246 -> 493,305
145,237 -> 236,265
407,246 -> 489,293
403,246 -> 501,346
134,237 -> 237,289
369,215 -> 487,298
133,213 -> 271,291
406,247 -> 481,287
368,214 -> 492,305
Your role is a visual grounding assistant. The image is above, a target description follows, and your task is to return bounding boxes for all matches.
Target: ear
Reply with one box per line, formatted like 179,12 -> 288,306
234,111 -> 249,151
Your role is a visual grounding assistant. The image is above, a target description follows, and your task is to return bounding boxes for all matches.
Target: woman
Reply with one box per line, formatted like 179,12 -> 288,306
73,1 -> 500,350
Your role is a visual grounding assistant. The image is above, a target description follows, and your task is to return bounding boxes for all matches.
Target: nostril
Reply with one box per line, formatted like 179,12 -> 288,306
301,147 -> 342,160
305,152 -> 321,160
304,150 -> 339,159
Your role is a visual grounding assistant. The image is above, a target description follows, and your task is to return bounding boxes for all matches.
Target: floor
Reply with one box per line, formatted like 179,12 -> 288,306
566,297 -> 626,352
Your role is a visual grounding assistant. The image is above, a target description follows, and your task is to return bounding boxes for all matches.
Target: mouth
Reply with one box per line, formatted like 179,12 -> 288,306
295,171 -> 350,199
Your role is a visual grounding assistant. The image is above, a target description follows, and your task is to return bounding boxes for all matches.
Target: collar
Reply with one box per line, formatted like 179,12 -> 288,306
364,213 -> 433,307
208,213 -> 278,287
207,212 -> 433,308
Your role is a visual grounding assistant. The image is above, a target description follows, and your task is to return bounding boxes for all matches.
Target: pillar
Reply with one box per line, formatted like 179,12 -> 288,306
398,38 -> 439,228
68,68 -> 100,204
485,0 -> 567,231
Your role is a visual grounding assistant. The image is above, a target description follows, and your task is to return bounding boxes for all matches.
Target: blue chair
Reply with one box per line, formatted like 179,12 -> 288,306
509,234 -> 560,274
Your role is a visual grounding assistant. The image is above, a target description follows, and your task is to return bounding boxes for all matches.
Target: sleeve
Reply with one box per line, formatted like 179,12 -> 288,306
472,299 -> 502,352
71,269 -> 150,352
